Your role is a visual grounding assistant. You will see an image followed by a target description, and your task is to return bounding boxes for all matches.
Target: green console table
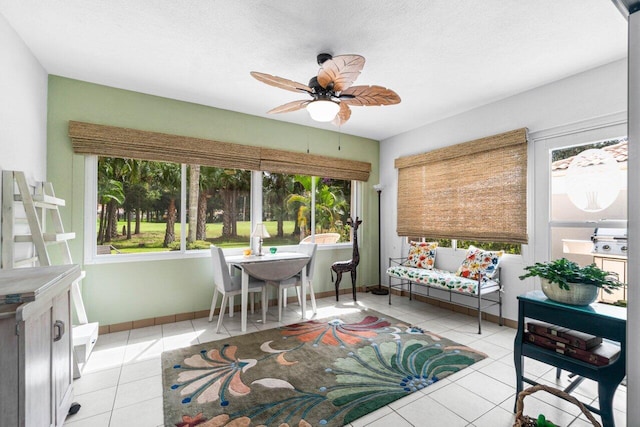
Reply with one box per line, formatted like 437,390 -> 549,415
514,290 -> 626,427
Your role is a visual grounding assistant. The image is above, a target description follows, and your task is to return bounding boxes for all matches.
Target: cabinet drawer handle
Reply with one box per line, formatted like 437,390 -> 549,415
53,320 -> 65,342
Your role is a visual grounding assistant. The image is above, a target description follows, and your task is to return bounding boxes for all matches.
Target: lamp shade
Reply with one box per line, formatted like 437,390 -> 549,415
306,100 -> 340,122
251,223 -> 270,238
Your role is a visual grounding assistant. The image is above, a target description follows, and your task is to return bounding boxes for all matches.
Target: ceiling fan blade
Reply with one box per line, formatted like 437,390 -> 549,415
266,100 -> 310,114
317,55 -> 365,92
339,85 -> 401,106
332,103 -> 352,126
250,71 -> 312,94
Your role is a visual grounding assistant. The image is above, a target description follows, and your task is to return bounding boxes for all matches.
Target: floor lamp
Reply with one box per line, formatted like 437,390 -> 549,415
371,184 -> 389,295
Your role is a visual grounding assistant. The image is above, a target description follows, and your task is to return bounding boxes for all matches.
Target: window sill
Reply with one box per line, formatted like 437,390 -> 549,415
84,242 -> 353,265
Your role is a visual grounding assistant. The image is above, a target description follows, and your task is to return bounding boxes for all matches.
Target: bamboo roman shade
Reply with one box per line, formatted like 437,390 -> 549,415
395,128 -> 528,244
69,121 -> 261,171
260,148 -> 370,182
69,121 -> 370,181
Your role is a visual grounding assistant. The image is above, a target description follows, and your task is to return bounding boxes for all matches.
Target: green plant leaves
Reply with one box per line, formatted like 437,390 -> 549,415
519,258 -> 621,291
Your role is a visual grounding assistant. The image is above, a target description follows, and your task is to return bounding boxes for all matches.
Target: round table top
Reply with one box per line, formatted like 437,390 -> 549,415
240,257 -> 310,281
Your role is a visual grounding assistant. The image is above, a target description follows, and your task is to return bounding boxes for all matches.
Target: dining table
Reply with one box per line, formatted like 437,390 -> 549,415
225,251 -> 311,332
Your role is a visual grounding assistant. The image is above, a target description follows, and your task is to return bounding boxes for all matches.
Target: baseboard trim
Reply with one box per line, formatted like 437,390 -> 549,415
98,287 -> 514,335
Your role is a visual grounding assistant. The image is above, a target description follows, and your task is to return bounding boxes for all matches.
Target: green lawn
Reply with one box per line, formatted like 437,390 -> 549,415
101,220 -> 299,253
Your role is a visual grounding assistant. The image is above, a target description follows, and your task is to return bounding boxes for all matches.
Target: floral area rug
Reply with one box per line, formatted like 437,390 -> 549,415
162,310 -> 487,427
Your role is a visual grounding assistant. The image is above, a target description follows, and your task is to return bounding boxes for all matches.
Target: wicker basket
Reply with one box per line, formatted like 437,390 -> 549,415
513,384 -> 601,427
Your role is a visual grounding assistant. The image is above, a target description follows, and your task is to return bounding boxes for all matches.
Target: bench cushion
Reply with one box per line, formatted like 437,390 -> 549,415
387,266 -> 498,295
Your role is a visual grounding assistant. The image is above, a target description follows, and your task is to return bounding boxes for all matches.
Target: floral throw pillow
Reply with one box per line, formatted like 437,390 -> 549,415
403,241 -> 438,269
455,245 -> 503,280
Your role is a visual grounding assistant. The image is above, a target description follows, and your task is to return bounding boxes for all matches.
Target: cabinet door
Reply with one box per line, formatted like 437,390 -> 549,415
596,257 -> 627,303
24,308 -> 54,427
0,316 -> 20,427
52,289 -> 73,427
601,258 -> 627,283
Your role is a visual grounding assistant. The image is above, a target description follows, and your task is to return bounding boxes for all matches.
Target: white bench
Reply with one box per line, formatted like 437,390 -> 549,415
386,258 -> 502,334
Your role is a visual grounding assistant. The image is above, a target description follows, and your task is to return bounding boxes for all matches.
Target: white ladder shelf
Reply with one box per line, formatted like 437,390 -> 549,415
2,170 -> 98,377
2,171 -> 75,268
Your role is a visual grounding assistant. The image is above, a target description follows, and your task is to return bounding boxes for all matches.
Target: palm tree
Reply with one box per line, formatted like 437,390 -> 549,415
263,172 -> 296,237
285,176 -> 350,240
315,178 -> 349,232
155,162 -> 181,247
187,164 -> 200,244
212,169 -> 250,238
196,166 -> 218,240
97,178 -> 125,244
131,160 -> 154,235
122,182 -> 146,239
120,159 -> 152,239
97,158 -> 127,244
285,176 -> 315,239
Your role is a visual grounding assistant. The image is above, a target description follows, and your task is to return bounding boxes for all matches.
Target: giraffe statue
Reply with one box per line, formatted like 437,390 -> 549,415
331,217 -> 362,301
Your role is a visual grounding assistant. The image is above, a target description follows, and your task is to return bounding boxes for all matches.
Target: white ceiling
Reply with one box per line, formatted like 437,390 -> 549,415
0,1 -> 628,141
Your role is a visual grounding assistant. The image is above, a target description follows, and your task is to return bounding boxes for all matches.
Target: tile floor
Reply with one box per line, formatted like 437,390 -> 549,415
64,292 -> 627,427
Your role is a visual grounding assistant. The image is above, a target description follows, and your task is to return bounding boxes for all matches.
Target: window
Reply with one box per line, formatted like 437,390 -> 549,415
530,113 -> 627,267
404,237 -> 519,254
549,137 -> 627,261
89,157 -> 355,258
95,157 -> 253,254
262,172 -> 298,245
196,166 -> 252,249
455,240 -> 521,254
72,121 -> 367,260
531,114 -> 629,304
314,177 -> 352,243
262,174 -> 352,246
406,237 -> 452,248
96,157 -> 183,254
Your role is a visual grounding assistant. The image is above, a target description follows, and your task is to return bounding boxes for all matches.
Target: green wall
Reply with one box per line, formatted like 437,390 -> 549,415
46,76 -> 380,326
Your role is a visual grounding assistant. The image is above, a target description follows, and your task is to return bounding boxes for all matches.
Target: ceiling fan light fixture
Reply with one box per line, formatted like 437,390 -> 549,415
306,99 -> 340,122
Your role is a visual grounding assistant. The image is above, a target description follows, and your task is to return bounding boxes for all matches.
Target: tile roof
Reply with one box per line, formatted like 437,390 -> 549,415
551,140 -> 627,171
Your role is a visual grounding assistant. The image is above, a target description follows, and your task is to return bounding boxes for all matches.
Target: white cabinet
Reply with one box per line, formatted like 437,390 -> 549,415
0,265 -> 81,427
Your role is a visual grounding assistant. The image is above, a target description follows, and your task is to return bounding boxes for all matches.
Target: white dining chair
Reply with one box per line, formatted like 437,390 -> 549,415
209,246 -> 268,333
268,243 -> 317,322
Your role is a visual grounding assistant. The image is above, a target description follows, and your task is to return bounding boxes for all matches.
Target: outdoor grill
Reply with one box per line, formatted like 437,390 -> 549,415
591,227 -> 628,258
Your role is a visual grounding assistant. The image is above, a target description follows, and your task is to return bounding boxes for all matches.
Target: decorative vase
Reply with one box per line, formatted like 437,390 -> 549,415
540,278 -> 598,306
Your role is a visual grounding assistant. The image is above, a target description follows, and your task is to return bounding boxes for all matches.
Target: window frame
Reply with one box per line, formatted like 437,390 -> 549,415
530,113 -> 627,263
84,156 -> 358,264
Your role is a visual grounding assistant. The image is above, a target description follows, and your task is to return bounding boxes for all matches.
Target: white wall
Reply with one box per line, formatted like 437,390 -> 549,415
0,13 -> 48,265
380,59 -> 627,322
46,76 -> 379,325
0,13 -> 48,180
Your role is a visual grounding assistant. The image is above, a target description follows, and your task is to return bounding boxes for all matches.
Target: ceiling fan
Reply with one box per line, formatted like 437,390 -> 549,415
250,53 -> 401,126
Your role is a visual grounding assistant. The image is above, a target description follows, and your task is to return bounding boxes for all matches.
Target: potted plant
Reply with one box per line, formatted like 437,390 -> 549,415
519,258 -> 622,306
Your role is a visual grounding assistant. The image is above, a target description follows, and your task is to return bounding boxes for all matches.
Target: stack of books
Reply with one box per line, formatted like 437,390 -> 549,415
524,321 -> 620,366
